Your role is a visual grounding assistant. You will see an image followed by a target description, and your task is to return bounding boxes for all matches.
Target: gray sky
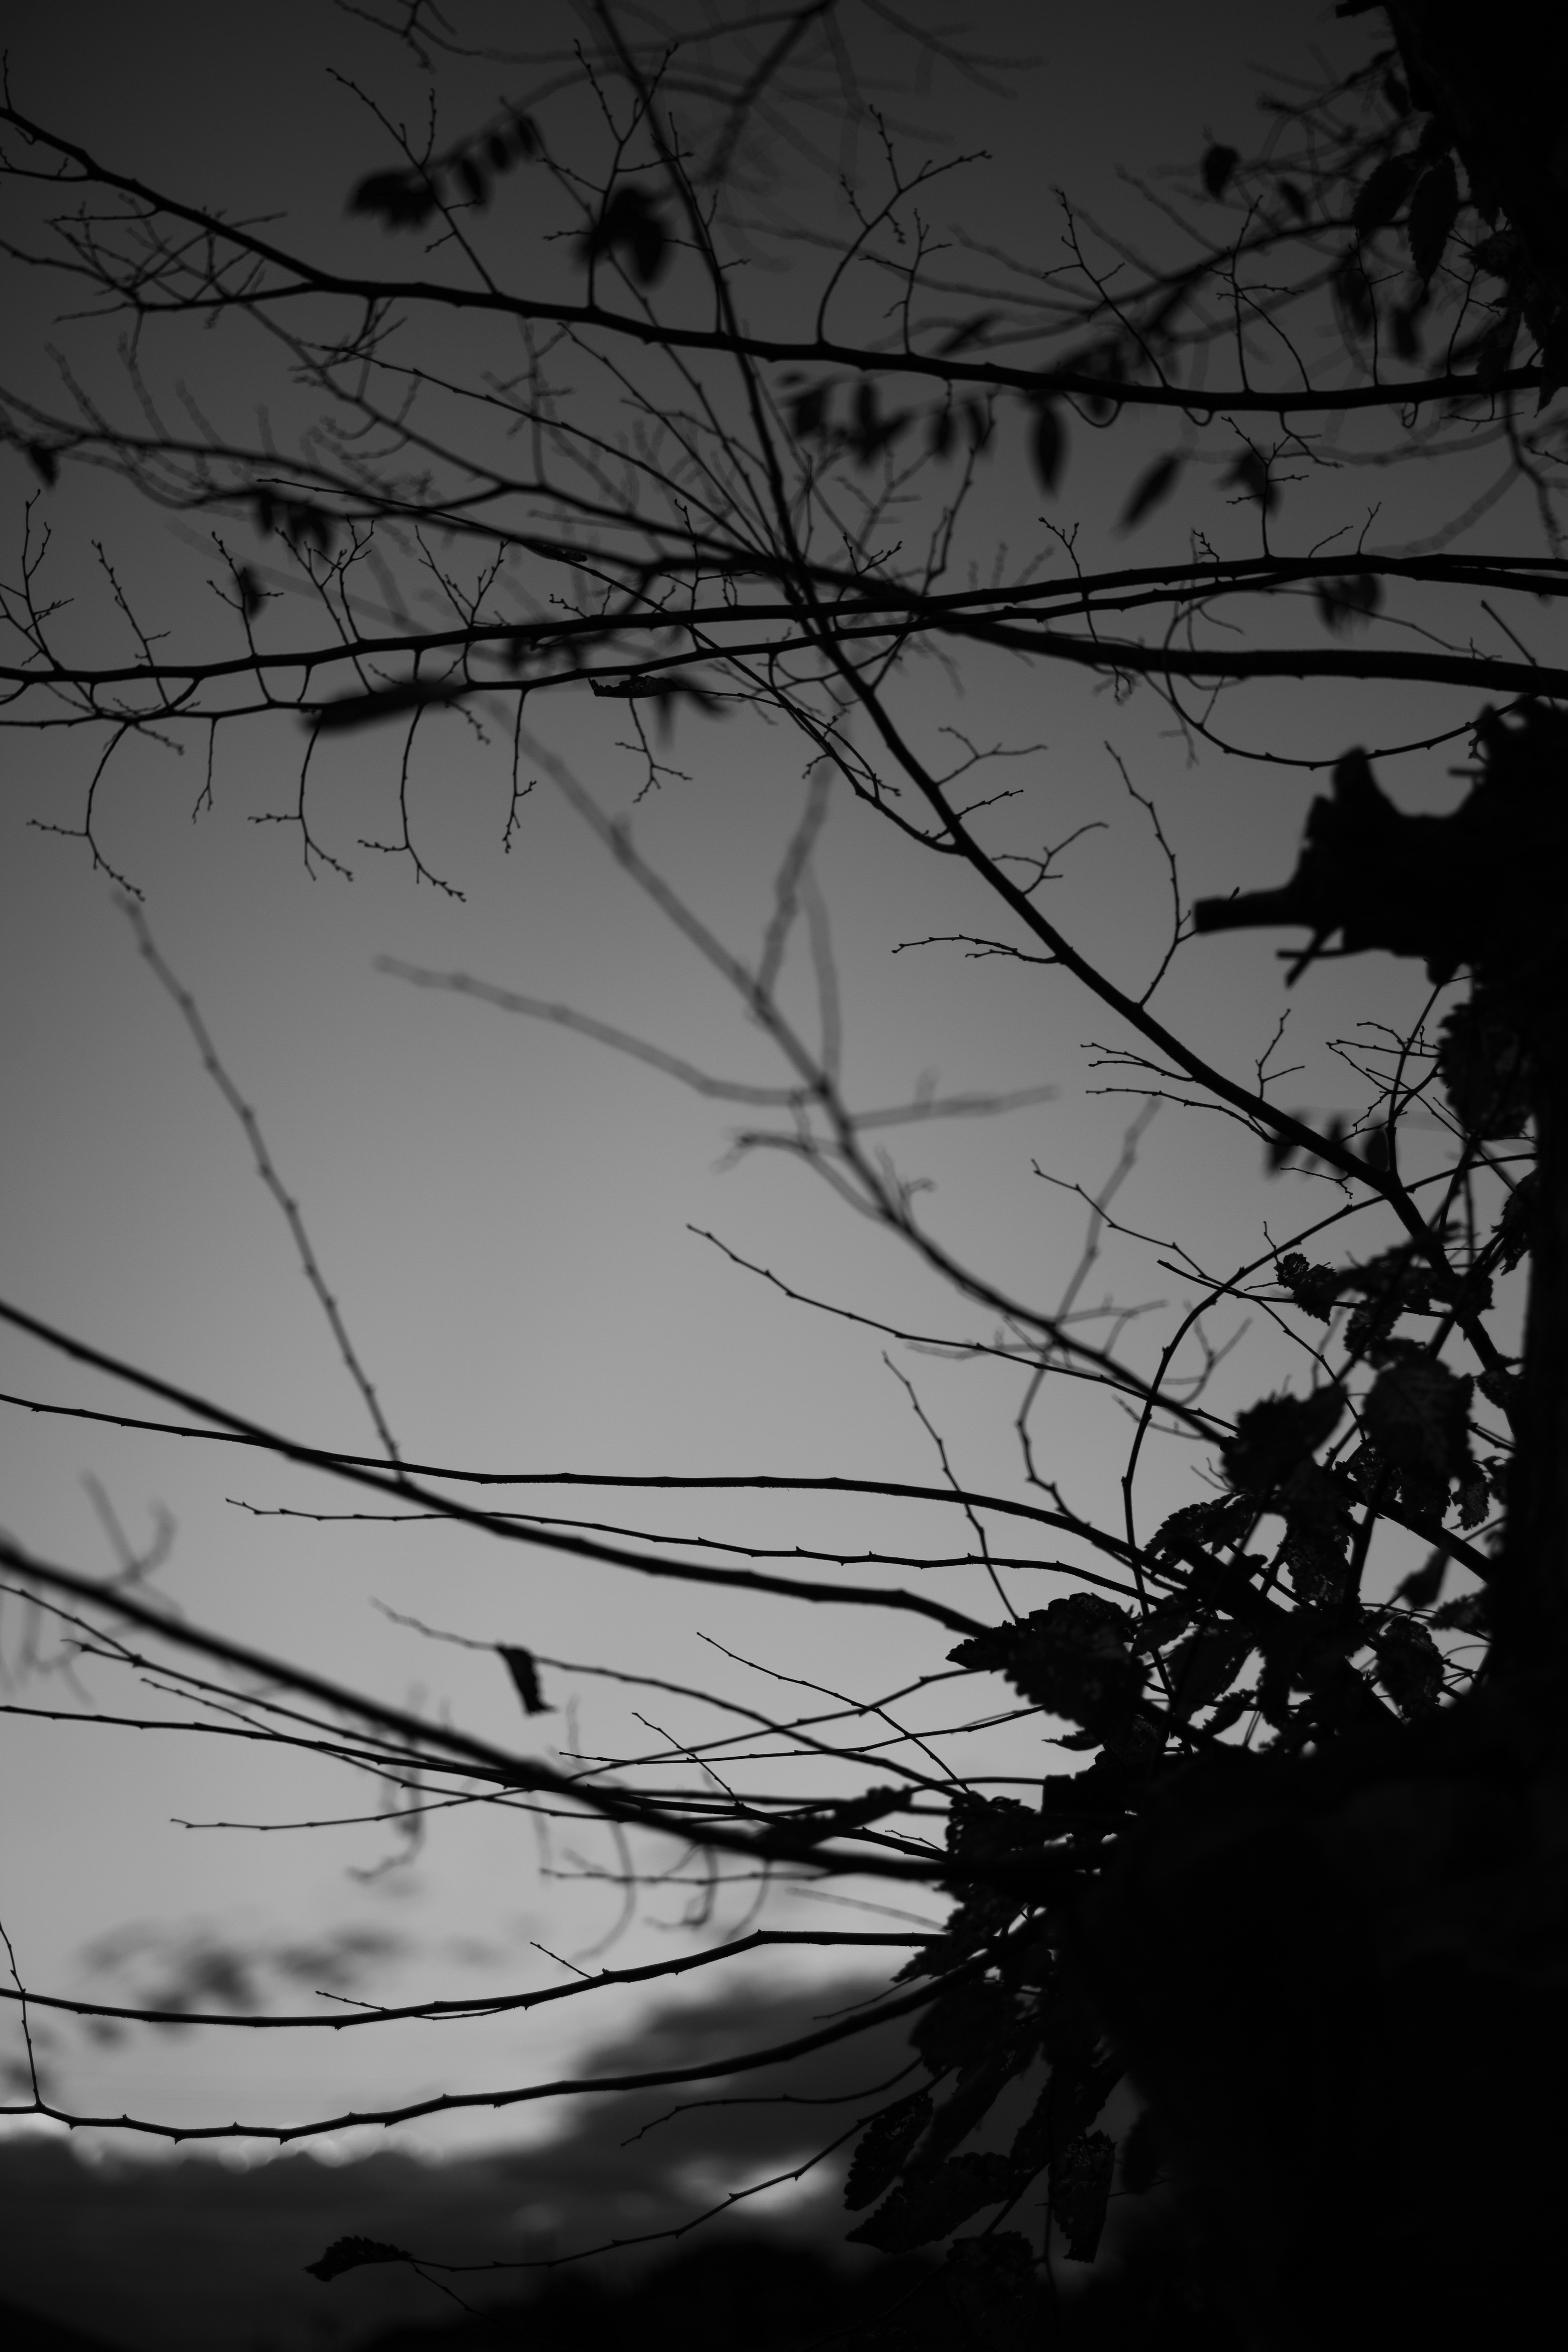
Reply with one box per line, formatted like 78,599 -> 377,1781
0,0 -> 1494,2163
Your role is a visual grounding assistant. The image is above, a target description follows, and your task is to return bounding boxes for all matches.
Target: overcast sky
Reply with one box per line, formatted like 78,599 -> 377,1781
0,0 -> 1498,2167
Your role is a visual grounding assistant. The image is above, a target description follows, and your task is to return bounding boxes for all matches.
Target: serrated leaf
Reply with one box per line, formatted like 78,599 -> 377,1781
846,2153 -> 1014,2253
1027,400 -> 1065,495
499,1644 -> 551,1716
942,2232 -> 1036,2327
844,2090 -> 931,2210
1371,1615 -> 1445,1717
1362,1357 -> 1472,1484
1201,144 -> 1239,200
1407,156 -> 1460,284
911,1980 -> 1019,2076
949,1595 -> 1139,1735
1052,2130 -> 1114,2262
305,2237 -> 412,2283
1222,1389 -> 1343,1497
1163,1623 -> 1250,1719
1276,1251 -> 1341,1321
1116,452 -> 1183,532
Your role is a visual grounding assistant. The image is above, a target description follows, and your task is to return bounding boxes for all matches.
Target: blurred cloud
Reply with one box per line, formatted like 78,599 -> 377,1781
0,1972 -> 919,2352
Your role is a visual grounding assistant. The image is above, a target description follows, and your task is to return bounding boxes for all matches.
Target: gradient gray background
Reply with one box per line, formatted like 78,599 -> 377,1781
0,0 -> 1501,2212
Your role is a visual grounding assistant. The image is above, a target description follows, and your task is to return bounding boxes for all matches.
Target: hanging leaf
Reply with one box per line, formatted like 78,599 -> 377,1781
499,1645 -> 552,1716
1407,156 -> 1460,284
844,2090 -> 932,2210
1278,178 -> 1308,221
1201,144 -> 1240,200
234,566 -> 265,620
787,383 -> 830,442
305,2238 -> 412,2283
1027,399 -> 1065,495
1116,452 -> 1183,532
1052,2130 -> 1115,2261
1221,447 -> 1277,514
1351,151 -> 1423,240
927,404 -> 956,460
26,443 -> 60,487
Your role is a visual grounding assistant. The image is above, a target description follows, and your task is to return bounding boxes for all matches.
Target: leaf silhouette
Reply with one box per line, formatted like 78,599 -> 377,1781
1352,151 -> 1422,238
843,2089 -> 932,2210
1116,452 -> 1183,531
1370,1615 -> 1445,1718
1222,1390 -> 1343,1498
949,1595 -> 1140,1736
1313,573 -> 1382,634
499,1645 -> 552,1716
1221,447 -> 1277,513
1027,400 -> 1065,495
1052,2131 -> 1114,2262
304,680 -> 462,733
348,169 -> 439,230
305,2237 -> 412,2283
576,185 -> 670,286
1201,144 -> 1239,199
1407,155 -> 1460,284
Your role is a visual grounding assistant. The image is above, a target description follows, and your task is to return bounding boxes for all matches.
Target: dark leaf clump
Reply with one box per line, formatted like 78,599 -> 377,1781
948,1596 -> 1140,1736
1222,1389 -> 1343,1497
